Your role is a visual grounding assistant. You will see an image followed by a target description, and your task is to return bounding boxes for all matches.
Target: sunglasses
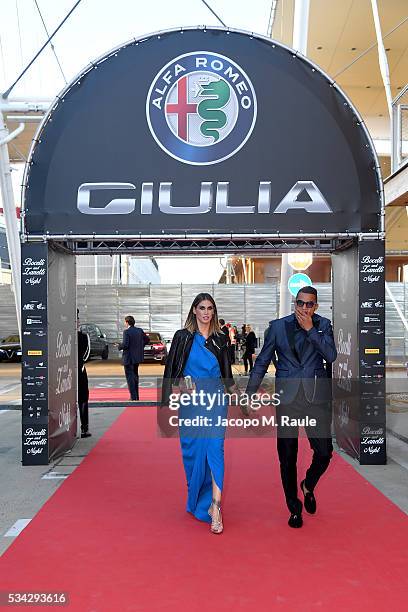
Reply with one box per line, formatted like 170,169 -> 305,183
296,299 -> 316,308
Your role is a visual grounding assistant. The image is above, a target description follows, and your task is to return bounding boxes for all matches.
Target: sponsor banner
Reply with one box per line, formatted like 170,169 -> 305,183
360,422 -> 386,464
25,29 -> 380,236
358,240 -> 386,464
21,242 -> 49,465
332,240 -> 386,464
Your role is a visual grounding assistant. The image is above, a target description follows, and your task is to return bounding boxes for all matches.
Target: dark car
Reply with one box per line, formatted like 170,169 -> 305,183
143,332 -> 167,364
79,323 -> 109,360
0,334 -> 21,362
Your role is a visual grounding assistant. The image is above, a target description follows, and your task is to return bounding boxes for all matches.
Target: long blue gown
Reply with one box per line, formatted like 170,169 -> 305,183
180,332 -> 228,523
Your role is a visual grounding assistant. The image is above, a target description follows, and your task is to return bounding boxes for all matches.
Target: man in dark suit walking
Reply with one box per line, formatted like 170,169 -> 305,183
246,286 -> 337,529
119,316 -> 149,401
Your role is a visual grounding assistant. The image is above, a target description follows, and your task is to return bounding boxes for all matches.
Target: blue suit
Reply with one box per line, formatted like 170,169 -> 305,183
246,312 -> 337,514
119,326 -> 148,365
246,313 -> 337,404
119,326 -> 148,400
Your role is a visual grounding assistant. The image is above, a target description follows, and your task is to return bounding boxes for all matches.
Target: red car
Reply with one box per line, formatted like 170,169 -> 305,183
143,332 -> 168,364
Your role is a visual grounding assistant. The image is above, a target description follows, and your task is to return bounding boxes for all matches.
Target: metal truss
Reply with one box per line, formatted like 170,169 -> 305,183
56,236 -> 357,255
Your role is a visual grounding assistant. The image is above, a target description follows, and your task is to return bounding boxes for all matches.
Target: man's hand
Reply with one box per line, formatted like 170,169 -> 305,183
238,393 -> 259,417
295,308 -> 313,331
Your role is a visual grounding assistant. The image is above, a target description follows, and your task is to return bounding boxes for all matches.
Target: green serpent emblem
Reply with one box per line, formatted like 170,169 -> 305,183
197,79 -> 231,143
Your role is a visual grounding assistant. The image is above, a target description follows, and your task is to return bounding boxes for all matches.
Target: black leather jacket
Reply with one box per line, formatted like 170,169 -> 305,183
161,328 -> 236,406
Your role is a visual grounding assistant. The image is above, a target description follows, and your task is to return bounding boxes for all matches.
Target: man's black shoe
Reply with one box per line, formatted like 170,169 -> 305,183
288,512 -> 303,528
300,479 -> 316,514
81,431 -> 92,438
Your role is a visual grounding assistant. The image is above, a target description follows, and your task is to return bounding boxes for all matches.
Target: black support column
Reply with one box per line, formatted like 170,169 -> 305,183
21,242 -> 77,465
332,239 -> 386,465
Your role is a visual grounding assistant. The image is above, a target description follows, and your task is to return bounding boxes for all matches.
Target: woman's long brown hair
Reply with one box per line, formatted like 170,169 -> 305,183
184,293 -> 221,336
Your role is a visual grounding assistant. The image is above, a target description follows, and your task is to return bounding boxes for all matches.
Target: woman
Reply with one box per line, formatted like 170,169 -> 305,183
243,324 -> 257,374
161,293 -> 238,535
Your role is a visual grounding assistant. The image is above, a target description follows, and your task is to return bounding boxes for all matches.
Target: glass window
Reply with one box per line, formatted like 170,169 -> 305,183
146,332 -> 161,343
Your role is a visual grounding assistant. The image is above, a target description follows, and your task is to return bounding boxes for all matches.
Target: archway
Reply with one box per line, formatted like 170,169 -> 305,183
20,27 -> 385,465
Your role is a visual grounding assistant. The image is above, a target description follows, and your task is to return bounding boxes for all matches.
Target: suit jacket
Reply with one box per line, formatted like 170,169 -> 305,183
119,326 -> 149,365
244,331 -> 257,353
246,313 -> 337,405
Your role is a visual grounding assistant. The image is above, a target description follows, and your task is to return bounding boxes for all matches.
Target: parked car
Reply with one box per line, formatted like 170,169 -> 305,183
0,334 -> 21,362
79,323 -> 109,360
143,332 -> 167,364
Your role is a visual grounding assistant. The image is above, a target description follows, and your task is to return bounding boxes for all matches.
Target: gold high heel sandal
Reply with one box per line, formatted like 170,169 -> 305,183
208,499 -> 223,534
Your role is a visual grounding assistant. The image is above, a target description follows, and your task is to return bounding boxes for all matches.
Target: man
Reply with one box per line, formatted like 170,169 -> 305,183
77,312 -> 91,438
119,316 -> 149,401
246,286 -> 337,529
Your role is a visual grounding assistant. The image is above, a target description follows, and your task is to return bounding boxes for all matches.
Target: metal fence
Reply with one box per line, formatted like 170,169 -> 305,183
385,283 -> 408,364
3,282 -> 407,364
76,282 -> 336,348
75,283 -> 280,348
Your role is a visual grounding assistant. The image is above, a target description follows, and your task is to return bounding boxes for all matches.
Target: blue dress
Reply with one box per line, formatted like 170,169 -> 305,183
180,332 -> 228,523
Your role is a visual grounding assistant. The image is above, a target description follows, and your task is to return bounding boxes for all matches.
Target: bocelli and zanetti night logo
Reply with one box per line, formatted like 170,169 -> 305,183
146,51 -> 257,165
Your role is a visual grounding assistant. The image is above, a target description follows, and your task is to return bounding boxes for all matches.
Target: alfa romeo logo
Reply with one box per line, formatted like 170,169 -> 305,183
146,51 -> 257,165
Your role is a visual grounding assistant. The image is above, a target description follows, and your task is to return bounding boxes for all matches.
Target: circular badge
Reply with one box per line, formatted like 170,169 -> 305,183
288,273 -> 312,297
146,51 -> 257,165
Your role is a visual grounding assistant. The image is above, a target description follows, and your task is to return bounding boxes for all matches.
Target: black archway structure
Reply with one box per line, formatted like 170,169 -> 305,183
21,27 -> 385,466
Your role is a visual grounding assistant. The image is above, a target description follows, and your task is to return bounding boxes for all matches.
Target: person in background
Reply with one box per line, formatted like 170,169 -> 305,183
77,311 -> 91,438
118,316 -> 149,401
228,324 -> 237,364
242,324 -> 257,374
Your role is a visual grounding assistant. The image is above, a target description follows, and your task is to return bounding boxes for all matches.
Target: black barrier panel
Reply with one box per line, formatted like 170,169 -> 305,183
24,28 -> 380,236
21,243 -> 49,465
332,239 -> 386,464
21,244 -> 77,466
358,240 -> 386,464
332,243 -> 359,459
47,247 -> 77,461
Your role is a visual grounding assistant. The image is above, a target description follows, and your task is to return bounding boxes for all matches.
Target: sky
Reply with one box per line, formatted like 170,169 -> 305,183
0,0 -> 273,283
0,0 -> 272,98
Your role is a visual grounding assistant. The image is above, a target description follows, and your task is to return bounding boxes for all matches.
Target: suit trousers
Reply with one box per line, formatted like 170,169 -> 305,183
124,363 -> 140,400
276,385 -> 333,514
78,401 -> 89,433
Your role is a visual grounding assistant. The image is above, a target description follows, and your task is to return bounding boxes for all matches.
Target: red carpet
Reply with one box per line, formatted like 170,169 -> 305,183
89,387 -> 159,401
1,408 -> 407,611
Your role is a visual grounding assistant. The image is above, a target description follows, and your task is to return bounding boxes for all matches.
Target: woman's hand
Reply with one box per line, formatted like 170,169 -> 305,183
178,378 -> 196,395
